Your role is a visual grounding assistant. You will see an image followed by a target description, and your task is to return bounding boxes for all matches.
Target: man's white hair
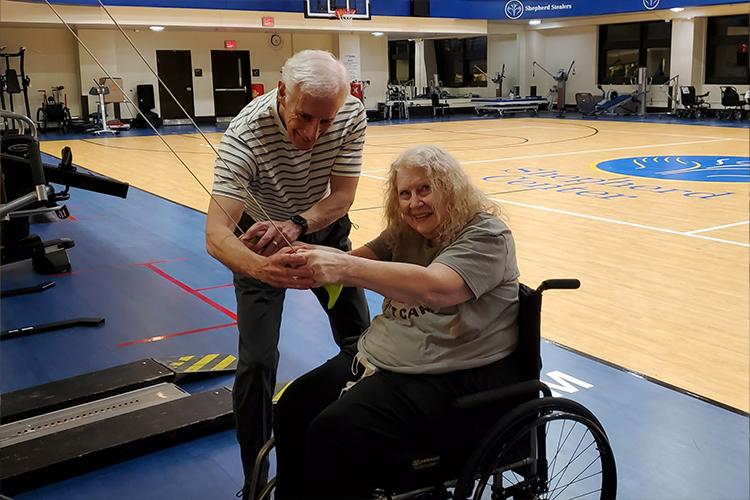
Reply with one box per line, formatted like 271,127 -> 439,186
281,50 -> 349,104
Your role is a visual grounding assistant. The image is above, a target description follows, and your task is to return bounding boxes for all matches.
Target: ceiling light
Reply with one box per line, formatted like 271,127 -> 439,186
670,7 -> 685,12
149,26 -> 165,31
371,32 -> 384,36
529,19 -> 542,26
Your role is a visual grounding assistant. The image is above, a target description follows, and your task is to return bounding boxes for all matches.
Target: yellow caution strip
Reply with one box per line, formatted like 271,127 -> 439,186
185,354 -> 219,372
213,355 -> 236,371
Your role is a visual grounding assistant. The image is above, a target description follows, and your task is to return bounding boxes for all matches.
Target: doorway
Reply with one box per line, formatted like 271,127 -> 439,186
156,50 -> 195,125
211,50 -> 251,122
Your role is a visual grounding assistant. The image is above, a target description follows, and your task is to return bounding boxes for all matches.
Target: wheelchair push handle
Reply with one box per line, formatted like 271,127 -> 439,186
537,278 -> 580,292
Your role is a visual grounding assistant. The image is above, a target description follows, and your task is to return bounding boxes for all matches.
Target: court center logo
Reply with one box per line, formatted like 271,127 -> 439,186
594,156 -> 749,182
505,0 -> 524,19
643,0 -> 660,10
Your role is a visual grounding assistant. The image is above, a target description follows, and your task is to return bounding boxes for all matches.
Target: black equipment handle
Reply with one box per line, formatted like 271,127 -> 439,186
27,140 -> 46,188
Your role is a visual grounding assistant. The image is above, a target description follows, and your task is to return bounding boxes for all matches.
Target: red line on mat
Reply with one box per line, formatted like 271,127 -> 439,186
144,263 -> 237,320
118,322 -> 237,347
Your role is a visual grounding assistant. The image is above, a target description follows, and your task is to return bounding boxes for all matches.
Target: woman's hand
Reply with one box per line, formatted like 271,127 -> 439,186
297,248 -> 347,287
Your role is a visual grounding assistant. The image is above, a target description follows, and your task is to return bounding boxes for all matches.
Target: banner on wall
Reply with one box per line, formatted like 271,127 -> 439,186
31,0 -> 748,19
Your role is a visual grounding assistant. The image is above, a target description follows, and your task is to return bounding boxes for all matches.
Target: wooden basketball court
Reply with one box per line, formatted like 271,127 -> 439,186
40,116 -> 749,413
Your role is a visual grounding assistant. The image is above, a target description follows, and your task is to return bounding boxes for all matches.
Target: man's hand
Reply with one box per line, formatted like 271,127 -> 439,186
241,220 -> 303,257
255,247 -> 314,289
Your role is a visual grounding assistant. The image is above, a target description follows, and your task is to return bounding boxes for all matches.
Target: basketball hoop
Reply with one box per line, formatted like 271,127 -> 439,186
335,8 -> 356,29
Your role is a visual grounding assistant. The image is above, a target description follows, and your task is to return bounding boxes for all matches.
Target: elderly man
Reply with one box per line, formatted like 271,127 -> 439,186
205,50 -> 370,499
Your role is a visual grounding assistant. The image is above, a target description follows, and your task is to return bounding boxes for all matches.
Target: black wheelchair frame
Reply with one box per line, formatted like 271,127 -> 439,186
251,279 -> 617,500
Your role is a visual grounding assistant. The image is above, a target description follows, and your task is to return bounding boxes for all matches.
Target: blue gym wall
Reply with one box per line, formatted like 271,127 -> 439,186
21,0 -> 750,19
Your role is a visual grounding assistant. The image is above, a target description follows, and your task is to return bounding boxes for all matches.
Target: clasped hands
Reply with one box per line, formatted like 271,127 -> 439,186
239,221 -> 345,305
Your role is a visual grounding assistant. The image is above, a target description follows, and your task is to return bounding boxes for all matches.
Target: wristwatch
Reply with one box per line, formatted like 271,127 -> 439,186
289,214 -> 308,235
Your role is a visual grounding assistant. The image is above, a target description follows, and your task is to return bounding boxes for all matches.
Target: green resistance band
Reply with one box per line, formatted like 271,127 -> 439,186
248,237 -> 342,309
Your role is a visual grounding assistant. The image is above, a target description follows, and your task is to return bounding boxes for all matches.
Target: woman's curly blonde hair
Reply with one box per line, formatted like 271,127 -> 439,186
383,145 -> 501,249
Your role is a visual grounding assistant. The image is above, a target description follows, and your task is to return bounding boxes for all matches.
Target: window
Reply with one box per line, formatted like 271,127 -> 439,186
598,21 -> 671,85
388,40 -> 415,84
706,15 -> 749,85
434,36 -> 487,88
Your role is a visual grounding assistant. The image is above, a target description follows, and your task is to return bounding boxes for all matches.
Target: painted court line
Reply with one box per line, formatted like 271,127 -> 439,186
687,220 -> 749,235
491,197 -> 749,248
462,138 -> 732,165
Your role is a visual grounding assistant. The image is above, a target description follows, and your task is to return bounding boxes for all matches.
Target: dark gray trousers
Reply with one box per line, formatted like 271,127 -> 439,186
232,215 -> 370,497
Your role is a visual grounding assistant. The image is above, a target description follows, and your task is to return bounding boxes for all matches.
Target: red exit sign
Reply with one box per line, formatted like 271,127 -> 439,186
262,17 -> 274,27
225,40 -> 236,50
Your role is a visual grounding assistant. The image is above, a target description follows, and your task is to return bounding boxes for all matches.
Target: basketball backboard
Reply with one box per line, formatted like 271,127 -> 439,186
304,0 -> 371,20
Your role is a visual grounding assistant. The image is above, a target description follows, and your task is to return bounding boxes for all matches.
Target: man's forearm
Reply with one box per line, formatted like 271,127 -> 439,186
301,189 -> 354,234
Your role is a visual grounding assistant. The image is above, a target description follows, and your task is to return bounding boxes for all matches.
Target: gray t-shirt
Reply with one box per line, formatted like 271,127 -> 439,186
358,212 -> 520,374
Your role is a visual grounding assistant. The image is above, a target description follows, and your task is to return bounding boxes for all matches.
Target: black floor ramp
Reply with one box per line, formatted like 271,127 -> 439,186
0,354 -> 237,496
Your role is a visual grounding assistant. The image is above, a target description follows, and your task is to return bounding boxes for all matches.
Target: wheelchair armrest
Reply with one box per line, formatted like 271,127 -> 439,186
697,91 -> 710,98
451,380 -> 551,412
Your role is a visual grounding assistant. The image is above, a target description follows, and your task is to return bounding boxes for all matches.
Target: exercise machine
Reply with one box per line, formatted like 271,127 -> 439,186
659,75 -> 680,117
576,85 -> 633,118
88,82 -> 119,135
0,47 -> 33,130
629,66 -> 651,117
1,109 -> 130,274
473,64 -> 506,98
533,60 -> 575,117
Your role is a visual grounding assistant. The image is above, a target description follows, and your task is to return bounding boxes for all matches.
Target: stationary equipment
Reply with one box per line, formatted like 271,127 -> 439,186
576,86 -> 633,118
629,66 -> 651,117
533,60 -> 575,117
88,82 -> 119,135
0,354 -> 238,496
472,96 -> 548,117
0,47 -> 33,130
473,64 -> 506,98
1,109 -> 129,274
659,75 -> 680,117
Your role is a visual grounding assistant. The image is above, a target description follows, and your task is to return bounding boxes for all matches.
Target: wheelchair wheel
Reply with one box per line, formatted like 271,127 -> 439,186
453,397 -> 616,500
36,107 -> 47,132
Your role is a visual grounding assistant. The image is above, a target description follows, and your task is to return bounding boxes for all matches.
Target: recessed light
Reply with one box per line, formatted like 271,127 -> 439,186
528,19 -> 542,26
371,32 -> 384,36
149,26 -> 165,31
670,7 -> 685,12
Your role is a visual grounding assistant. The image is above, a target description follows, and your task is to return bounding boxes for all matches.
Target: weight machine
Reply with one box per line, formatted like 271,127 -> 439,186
473,64 -> 506,98
659,74 -> 680,117
1,47 -> 33,129
533,60 -> 575,117
629,67 -> 652,117
88,81 -> 119,136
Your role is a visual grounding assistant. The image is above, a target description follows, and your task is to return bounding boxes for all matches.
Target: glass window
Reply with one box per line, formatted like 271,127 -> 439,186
706,15 -> 750,84
605,49 -> 639,79
646,47 -> 670,84
434,37 -> 487,88
388,40 -> 415,84
606,23 -> 640,42
598,21 -> 671,85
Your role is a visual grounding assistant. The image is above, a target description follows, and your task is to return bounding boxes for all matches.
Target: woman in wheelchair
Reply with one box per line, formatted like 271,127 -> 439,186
273,145 -> 528,499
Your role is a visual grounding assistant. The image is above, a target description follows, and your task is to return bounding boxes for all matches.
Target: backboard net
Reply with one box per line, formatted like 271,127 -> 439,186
335,8 -> 356,29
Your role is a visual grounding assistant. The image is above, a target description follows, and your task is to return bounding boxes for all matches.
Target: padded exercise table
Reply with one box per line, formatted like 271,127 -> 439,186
472,97 -> 549,116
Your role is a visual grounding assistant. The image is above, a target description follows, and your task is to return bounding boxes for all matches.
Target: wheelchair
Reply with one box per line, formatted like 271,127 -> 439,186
251,279 -> 617,500
676,86 -> 710,119
717,86 -> 747,120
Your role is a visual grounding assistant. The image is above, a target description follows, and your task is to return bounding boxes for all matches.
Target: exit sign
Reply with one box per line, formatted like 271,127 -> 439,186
262,17 -> 274,27
225,40 -> 236,50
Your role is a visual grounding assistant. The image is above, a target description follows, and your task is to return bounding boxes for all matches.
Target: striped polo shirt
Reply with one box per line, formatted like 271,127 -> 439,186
212,88 -> 366,222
